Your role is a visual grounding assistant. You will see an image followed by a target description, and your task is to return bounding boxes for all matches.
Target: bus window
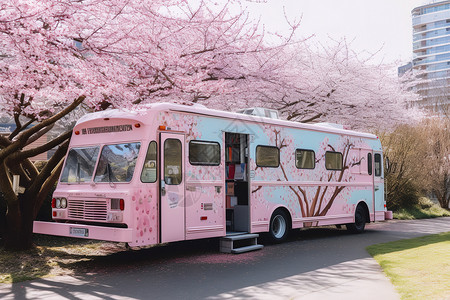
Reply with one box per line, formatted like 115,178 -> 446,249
256,146 -> 280,167
295,149 -> 315,169
94,142 -> 141,183
374,154 -> 382,177
141,141 -> 157,183
325,151 -> 343,170
164,139 -> 182,185
189,140 -> 220,165
368,153 -> 373,175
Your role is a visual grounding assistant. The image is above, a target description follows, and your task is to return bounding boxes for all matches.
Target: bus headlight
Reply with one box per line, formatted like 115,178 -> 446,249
60,198 -> 67,209
52,197 -> 67,209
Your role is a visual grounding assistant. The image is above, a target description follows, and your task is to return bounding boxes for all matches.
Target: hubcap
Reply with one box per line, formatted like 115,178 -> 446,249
272,215 -> 286,239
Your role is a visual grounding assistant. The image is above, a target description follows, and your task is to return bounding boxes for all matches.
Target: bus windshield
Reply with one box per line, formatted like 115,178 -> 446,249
60,146 -> 100,183
94,142 -> 141,183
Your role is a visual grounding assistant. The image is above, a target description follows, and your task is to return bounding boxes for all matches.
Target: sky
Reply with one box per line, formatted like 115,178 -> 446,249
242,0 -> 429,65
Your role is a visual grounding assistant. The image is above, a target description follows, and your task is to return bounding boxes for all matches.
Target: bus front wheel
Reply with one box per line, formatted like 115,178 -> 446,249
269,209 -> 290,243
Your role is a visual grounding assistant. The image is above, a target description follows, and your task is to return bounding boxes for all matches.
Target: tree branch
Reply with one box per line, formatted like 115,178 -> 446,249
298,114 -> 323,123
23,123 -> 55,147
0,96 -> 84,161
5,157 -> 32,188
13,130 -> 72,161
28,139 -> 70,205
33,158 -> 64,218
0,161 -> 17,209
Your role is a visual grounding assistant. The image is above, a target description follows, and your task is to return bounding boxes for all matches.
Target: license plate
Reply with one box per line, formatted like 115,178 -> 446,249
70,227 -> 89,237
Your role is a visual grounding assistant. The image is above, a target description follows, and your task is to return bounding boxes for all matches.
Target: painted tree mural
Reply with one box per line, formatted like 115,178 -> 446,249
253,127 -> 366,223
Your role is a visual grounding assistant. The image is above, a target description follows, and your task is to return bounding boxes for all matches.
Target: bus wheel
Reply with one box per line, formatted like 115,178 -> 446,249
346,204 -> 367,234
269,209 -> 290,243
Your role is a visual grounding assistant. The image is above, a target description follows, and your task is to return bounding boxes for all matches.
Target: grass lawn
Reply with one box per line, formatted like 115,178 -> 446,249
367,232 -> 450,300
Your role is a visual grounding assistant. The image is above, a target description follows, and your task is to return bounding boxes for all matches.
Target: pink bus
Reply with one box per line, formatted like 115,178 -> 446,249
34,103 -> 390,253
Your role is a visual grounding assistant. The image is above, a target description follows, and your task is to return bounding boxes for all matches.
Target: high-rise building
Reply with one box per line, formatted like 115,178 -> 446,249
412,1 -> 450,112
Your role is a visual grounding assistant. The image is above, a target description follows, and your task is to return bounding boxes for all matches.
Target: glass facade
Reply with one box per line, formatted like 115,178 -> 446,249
422,3 -> 450,14
414,52 -> 450,65
414,19 -> 450,33
413,28 -> 450,41
411,1 -> 450,111
413,35 -> 450,49
424,44 -> 450,55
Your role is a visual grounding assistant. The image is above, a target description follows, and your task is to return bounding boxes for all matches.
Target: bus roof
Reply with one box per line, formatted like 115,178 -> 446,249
76,102 -> 378,140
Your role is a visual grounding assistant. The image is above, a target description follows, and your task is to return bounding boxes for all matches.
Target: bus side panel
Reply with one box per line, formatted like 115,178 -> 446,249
128,185 -> 159,247
184,183 -> 225,239
250,185 -> 373,230
249,124 -> 376,231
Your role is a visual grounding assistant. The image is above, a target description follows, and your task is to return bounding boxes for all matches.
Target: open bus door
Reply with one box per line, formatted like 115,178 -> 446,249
160,132 -> 185,243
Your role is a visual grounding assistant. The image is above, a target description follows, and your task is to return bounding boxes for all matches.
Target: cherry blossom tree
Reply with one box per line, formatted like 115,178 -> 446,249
229,39 -> 424,130
0,0 -> 299,250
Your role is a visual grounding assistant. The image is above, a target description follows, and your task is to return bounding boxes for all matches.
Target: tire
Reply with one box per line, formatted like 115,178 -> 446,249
346,204 -> 367,234
269,209 -> 290,243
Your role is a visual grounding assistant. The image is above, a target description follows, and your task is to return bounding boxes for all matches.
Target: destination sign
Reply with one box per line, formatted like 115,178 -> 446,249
81,124 -> 133,135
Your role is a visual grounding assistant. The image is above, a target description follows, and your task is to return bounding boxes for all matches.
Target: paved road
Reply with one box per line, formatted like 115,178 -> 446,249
1,218 -> 449,300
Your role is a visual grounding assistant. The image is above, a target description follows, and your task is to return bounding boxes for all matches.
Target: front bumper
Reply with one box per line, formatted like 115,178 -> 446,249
33,221 -> 133,243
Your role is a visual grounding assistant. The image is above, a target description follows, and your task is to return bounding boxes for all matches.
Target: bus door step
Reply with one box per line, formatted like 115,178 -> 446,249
220,233 -> 263,254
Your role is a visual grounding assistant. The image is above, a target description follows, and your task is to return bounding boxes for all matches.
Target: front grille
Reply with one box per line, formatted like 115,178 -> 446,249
68,199 -> 108,221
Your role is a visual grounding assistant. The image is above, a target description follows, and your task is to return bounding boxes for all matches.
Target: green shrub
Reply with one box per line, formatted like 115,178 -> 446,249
418,197 -> 434,209
394,200 -> 450,220
386,179 -> 421,211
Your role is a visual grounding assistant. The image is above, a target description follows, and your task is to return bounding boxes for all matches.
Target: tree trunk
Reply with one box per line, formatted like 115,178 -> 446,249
3,196 -> 34,250
435,174 -> 450,209
0,202 -> 6,247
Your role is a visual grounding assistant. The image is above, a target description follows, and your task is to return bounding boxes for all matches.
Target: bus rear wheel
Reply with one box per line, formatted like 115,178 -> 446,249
269,209 -> 290,243
346,204 -> 367,234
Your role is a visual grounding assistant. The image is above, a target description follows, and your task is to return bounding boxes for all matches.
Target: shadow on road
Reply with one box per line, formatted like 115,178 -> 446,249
1,218 -> 449,300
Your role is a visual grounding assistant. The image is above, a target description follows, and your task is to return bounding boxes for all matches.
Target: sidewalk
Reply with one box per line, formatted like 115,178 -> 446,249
207,257 -> 399,300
